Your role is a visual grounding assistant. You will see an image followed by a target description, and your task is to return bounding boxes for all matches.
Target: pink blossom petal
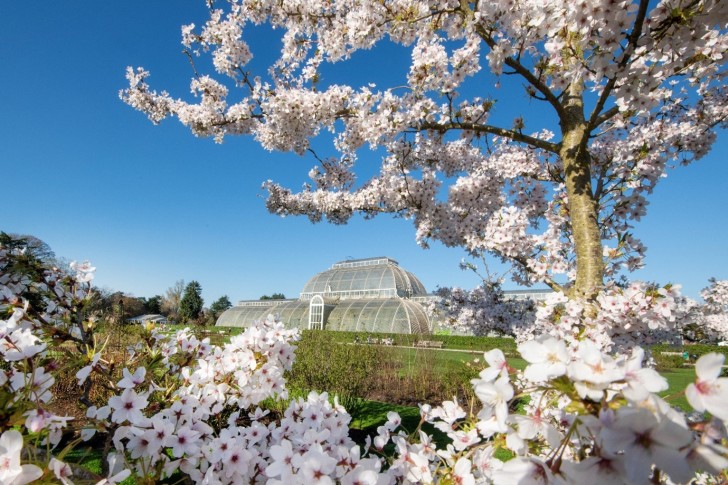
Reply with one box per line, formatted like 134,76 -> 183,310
695,353 -> 725,381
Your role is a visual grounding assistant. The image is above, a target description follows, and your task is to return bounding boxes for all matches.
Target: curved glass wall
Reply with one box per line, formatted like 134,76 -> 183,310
216,301 -> 311,329
216,305 -> 273,327
325,299 -> 430,334
300,258 -> 427,300
217,297 -> 431,334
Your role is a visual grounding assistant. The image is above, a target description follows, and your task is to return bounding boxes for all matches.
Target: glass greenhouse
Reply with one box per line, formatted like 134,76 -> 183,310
216,257 -> 434,334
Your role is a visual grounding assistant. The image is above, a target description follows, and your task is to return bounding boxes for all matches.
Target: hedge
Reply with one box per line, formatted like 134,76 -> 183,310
651,343 -> 728,359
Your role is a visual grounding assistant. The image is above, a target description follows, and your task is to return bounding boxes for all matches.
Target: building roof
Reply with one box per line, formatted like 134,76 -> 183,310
127,314 -> 168,324
300,257 -> 427,300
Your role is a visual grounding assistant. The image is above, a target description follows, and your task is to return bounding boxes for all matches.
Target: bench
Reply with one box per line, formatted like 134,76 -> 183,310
414,340 -> 444,349
359,337 -> 394,345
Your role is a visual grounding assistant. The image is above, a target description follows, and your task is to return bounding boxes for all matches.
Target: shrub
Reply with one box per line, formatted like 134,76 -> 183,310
652,352 -> 685,372
651,343 -> 728,359
288,330 -> 382,415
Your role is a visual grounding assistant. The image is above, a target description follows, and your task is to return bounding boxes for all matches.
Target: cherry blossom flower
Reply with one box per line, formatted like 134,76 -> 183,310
0,430 -> 43,485
472,375 -> 514,426
518,335 -> 569,382
568,339 -> 624,400
292,445 -> 337,484
621,347 -> 668,402
452,457 -> 475,485
69,260 -> 96,283
1,328 -> 46,361
450,428 -> 479,452
49,458 -> 73,485
511,412 -> 561,449
600,407 -> 693,484
560,455 -> 627,485
94,453 -> 131,485
390,436 -> 432,483
340,464 -> 380,485
430,398 -> 466,425
266,439 -> 296,480
384,411 -> 401,431
117,367 -> 146,389
491,457 -> 553,485
10,367 -> 54,403
108,388 -> 148,424
686,353 -> 728,421
472,446 -> 504,479
479,348 -> 509,381
76,353 -> 101,385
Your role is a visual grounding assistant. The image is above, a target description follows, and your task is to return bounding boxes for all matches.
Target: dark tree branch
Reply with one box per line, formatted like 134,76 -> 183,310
418,121 -> 561,153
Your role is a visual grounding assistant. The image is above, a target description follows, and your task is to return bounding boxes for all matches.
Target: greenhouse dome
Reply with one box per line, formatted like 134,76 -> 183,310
300,257 -> 427,300
216,257 -> 434,334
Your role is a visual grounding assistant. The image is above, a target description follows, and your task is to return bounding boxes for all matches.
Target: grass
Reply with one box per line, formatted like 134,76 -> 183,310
381,345 -> 528,376
658,366 -> 695,412
63,448 -> 136,485
350,400 -> 423,430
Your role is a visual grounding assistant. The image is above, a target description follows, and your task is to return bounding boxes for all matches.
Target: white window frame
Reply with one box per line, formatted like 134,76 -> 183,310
309,295 -> 324,330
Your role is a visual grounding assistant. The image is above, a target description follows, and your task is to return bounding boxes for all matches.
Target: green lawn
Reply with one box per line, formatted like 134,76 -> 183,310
658,367 -> 695,412
380,345 -> 528,375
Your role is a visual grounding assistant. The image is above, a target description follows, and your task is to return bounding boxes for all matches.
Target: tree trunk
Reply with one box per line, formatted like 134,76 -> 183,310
559,81 -> 604,298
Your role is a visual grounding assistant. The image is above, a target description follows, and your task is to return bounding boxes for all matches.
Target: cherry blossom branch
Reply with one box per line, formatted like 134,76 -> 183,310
475,29 -> 566,119
417,121 -> 560,154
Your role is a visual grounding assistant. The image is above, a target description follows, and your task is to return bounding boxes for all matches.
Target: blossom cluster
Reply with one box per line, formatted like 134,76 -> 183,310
428,283 -> 536,337
0,244 -> 95,483
406,342 -> 728,484
432,280 -> 695,352
121,0 -> 727,290
524,281 -> 691,351
694,279 -> 728,342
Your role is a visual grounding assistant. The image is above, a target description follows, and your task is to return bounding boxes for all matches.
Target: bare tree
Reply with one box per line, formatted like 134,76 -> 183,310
161,279 -> 185,320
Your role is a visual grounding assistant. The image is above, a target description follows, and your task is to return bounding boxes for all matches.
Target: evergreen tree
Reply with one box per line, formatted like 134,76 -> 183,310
179,281 -> 204,323
209,295 -> 232,317
144,295 -> 163,314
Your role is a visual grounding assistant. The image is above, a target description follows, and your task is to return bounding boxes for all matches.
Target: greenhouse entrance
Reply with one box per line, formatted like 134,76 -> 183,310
308,295 -> 324,330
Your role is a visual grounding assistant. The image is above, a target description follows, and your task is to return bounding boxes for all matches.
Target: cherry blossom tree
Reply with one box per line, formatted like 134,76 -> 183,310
696,279 -> 728,341
121,0 -> 727,302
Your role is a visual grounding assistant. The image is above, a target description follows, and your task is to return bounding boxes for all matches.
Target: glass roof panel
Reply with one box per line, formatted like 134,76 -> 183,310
300,258 -> 426,299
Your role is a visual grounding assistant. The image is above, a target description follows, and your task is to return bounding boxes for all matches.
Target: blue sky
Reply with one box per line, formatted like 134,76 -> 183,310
2,1 -> 725,305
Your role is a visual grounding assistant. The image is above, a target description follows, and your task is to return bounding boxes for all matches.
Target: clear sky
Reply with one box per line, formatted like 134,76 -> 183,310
2,1 -> 725,306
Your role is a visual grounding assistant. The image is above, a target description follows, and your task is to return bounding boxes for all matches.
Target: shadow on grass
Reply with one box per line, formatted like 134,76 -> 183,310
349,400 -> 452,448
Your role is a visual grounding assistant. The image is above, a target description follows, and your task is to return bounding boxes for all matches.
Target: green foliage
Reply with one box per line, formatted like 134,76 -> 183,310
110,293 -> 147,321
209,295 -> 232,316
0,232 -> 57,309
652,353 -> 686,372
260,293 -> 286,300
143,295 -> 163,314
288,330 -> 381,415
0,232 -> 57,267
651,343 -> 728,359
319,330 -> 519,355
179,280 -> 204,323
